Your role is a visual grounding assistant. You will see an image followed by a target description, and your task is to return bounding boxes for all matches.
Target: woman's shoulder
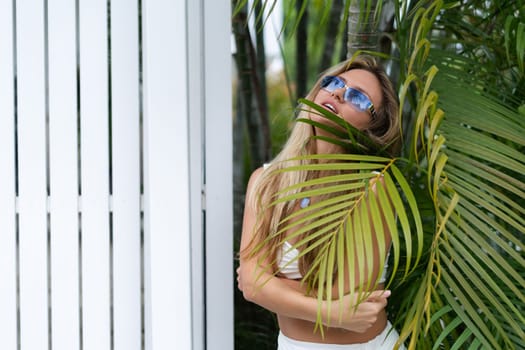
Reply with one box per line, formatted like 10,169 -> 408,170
248,166 -> 264,181
246,166 -> 264,195
244,166 -> 269,214
246,163 -> 274,201
248,163 -> 271,185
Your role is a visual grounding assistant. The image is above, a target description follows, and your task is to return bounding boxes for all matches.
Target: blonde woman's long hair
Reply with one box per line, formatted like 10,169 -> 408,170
242,55 -> 400,287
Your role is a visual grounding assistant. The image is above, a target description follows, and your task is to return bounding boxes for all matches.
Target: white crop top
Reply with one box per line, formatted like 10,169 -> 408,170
268,163 -> 390,283
277,241 -> 302,280
278,241 -> 390,283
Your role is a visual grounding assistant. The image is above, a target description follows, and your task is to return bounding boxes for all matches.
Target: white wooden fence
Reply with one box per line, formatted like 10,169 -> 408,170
0,0 -> 233,349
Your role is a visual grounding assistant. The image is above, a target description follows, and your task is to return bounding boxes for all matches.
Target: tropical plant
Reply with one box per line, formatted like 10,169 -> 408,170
234,0 -> 525,349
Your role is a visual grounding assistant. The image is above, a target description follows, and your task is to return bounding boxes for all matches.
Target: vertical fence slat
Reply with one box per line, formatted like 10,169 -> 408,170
0,0 -> 18,348
3,2 -> 234,349
48,0 -> 80,349
79,0 -> 111,349
186,0 -> 205,348
203,0 -> 234,348
143,0 -> 193,348
16,1 -> 48,349
111,0 -> 142,349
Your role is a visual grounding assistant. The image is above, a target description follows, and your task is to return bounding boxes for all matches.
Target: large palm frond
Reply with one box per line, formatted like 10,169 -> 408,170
376,3 -> 524,347
236,0 -> 525,348
255,116 -> 425,337
420,53 -> 524,349
392,51 -> 525,348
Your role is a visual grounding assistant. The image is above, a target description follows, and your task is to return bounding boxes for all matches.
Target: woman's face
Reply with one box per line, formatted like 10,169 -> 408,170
311,68 -> 382,139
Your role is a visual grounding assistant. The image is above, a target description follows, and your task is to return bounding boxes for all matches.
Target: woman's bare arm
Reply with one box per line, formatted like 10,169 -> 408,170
238,168 -> 389,332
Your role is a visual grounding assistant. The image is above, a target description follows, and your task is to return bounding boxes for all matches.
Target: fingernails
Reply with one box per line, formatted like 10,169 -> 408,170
383,290 -> 391,297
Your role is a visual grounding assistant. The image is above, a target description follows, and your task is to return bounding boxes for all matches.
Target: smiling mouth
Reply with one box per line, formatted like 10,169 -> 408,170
322,103 -> 337,114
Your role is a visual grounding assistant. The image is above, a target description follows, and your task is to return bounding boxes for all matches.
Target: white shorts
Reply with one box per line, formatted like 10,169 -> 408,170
277,322 -> 405,350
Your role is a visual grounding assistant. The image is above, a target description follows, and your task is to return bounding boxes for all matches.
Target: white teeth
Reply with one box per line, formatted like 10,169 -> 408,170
324,103 -> 336,113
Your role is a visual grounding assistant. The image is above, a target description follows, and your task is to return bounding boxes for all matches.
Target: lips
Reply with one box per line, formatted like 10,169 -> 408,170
321,101 -> 338,114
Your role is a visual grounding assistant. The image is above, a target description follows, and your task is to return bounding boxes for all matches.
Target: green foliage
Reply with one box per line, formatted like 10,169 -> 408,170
386,1 -> 525,348
234,0 -> 525,349
280,0 -> 351,90
298,99 -> 392,155
267,72 -> 296,155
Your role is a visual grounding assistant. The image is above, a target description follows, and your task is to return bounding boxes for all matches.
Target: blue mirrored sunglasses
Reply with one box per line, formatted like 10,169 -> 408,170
320,75 -> 377,119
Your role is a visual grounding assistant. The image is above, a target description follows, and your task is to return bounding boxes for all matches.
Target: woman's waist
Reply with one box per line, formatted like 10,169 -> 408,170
277,309 -> 387,345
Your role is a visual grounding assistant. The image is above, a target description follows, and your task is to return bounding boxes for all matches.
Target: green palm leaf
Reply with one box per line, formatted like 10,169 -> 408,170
392,50 -> 524,349
258,145 -> 425,332
236,0 -> 525,348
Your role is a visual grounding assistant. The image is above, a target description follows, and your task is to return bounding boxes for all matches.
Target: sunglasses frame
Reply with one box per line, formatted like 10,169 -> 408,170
320,75 -> 377,119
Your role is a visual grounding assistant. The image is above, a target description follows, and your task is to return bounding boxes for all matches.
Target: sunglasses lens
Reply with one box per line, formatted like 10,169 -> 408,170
320,76 -> 345,91
344,89 -> 371,112
321,76 -> 374,116
320,76 -> 332,88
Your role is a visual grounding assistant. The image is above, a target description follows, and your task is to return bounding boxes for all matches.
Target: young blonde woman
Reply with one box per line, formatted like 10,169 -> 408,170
238,55 -> 405,349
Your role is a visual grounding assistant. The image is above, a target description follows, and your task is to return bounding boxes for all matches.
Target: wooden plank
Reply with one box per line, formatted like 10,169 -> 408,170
142,0 -> 193,348
79,0 -> 111,348
16,1 -> 48,348
202,0 -> 234,348
186,0 -> 205,348
48,0 -> 81,349
110,0 -> 142,349
0,0 -> 18,348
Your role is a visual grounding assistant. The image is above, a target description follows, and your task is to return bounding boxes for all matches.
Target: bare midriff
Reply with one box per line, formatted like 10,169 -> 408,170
278,280 -> 388,344
276,196 -> 391,344
278,309 -> 387,344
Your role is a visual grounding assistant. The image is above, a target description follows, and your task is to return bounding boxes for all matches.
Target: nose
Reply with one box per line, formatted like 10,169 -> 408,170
330,87 -> 346,102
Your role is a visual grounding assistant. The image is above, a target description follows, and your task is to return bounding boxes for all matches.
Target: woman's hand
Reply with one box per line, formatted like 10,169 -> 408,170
238,263 -> 389,334
327,290 -> 390,333
238,167 -> 389,334
236,266 -> 243,292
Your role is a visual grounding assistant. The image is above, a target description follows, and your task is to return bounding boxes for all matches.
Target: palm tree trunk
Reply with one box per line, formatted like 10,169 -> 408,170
233,83 -> 245,242
232,2 -> 267,166
319,0 -> 345,72
296,0 -> 308,100
254,0 -> 272,160
232,1 -> 251,246
339,19 -> 349,62
232,0 -> 274,242
347,0 -> 379,58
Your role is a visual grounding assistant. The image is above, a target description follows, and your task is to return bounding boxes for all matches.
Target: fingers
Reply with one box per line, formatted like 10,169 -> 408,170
365,290 -> 390,311
367,289 -> 390,301
351,298 -> 389,332
340,289 -> 389,309
236,266 -> 243,291
333,290 -> 393,333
